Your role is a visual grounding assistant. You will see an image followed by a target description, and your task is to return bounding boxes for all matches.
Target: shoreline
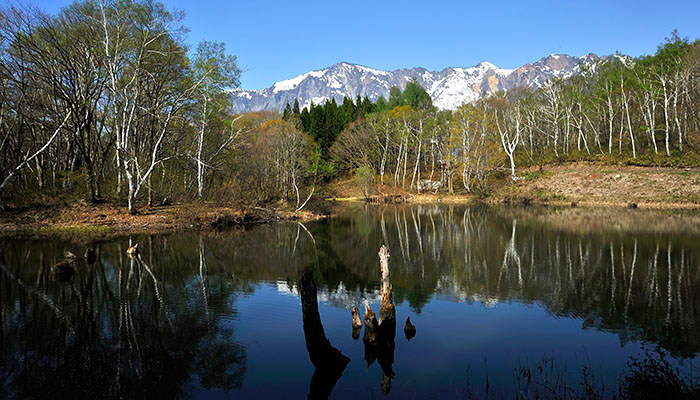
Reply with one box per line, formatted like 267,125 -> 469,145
3,196 -> 698,239
0,202 -> 327,239
332,194 -> 700,210
3,162 -> 699,238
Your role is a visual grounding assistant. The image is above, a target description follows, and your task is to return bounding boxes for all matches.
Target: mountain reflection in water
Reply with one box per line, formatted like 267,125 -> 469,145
1,204 -> 699,398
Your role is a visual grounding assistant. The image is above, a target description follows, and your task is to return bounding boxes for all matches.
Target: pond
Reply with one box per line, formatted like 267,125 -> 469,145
1,204 -> 699,399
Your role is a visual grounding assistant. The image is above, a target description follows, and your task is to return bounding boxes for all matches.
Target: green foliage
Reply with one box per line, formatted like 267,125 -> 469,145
354,165 -> 374,199
294,95 -> 377,158
288,80 -> 435,163
381,79 -> 433,111
2,5 -> 698,212
192,40 -> 241,93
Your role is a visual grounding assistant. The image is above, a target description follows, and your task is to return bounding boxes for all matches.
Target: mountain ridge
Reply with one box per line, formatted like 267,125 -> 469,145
232,53 -> 609,112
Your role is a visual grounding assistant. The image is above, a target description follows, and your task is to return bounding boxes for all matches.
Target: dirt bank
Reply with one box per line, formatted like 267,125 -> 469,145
492,162 -> 700,209
329,163 -> 700,209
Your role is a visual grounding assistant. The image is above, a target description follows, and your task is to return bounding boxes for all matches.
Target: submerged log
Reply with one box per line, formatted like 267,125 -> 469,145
300,269 -> 350,399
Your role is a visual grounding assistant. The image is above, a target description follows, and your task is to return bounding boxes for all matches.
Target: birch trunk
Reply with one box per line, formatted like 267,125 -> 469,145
197,94 -> 208,200
0,111 -> 71,208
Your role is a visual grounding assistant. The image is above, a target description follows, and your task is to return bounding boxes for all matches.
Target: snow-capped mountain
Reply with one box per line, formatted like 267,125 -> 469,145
232,53 -> 605,112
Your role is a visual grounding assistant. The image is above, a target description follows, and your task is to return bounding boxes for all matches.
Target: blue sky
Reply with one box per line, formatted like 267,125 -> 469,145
23,0 -> 700,90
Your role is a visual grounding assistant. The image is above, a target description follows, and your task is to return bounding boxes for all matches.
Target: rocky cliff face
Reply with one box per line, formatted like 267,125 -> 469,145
232,53 -> 605,112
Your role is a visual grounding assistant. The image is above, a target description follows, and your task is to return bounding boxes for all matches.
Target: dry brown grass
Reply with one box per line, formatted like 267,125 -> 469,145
492,162 -> 700,209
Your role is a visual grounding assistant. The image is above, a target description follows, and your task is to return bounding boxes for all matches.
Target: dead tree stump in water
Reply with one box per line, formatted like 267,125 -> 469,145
363,245 -> 397,394
300,269 -> 350,399
363,300 -> 378,345
351,307 -> 362,340
352,307 -> 362,329
378,245 -> 395,327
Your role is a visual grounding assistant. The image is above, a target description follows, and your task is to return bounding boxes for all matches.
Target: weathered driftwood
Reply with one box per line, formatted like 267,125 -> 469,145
404,316 -> 416,341
300,269 -> 350,399
362,245 -> 397,395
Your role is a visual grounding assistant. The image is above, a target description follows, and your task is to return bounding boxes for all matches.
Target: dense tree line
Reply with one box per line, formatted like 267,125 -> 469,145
282,95 -> 373,156
332,33 -> 700,194
0,0 -> 250,212
1,2 -> 699,214
282,78 -> 432,157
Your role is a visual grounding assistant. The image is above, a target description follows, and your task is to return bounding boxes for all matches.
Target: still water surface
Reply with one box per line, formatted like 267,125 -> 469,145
1,205 -> 699,398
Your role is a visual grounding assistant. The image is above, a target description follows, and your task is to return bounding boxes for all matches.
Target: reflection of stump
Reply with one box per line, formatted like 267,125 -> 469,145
300,269 -> 350,399
404,317 -> 416,341
363,245 -> 397,394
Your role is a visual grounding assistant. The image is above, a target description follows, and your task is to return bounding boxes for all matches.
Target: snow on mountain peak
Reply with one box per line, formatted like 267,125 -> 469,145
476,61 -> 498,70
273,69 -> 326,92
234,54 -> 606,112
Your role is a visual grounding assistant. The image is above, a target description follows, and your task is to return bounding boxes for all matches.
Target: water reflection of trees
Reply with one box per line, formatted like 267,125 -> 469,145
0,235 -> 247,398
212,204 -> 700,357
2,204 -> 699,397
319,204 -> 700,358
